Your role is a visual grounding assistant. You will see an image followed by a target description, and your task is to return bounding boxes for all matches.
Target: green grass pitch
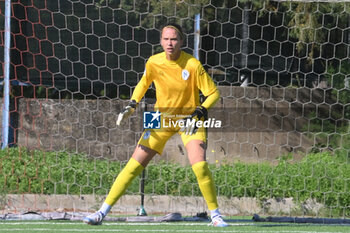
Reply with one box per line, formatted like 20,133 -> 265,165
0,221 -> 349,233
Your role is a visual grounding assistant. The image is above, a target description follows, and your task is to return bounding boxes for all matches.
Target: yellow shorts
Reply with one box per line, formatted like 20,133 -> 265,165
138,126 -> 206,155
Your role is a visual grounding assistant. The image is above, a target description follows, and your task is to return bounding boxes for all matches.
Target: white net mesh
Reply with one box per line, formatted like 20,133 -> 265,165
0,0 -> 349,217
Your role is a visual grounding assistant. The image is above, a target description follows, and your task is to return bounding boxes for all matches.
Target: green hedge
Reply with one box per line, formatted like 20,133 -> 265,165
1,147 -> 349,215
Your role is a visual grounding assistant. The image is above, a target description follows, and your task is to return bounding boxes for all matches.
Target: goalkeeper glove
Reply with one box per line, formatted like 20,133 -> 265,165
180,106 -> 208,135
116,100 -> 137,126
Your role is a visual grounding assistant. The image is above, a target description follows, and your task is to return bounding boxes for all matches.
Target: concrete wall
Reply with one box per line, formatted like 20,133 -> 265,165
2,86 -> 331,164
5,194 -> 320,217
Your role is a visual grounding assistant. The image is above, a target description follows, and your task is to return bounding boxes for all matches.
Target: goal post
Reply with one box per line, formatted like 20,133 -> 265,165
0,0 -> 349,218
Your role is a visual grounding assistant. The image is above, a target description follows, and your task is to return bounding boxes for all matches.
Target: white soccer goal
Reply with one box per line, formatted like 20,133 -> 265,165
0,0 -> 349,218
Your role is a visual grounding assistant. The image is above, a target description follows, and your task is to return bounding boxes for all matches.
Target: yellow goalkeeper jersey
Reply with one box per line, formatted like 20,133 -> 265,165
131,51 -> 218,116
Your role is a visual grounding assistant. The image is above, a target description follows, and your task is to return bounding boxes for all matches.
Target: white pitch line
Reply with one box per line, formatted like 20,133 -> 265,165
0,229 -> 347,233
0,221 -> 255,226
0,222 -> 348,233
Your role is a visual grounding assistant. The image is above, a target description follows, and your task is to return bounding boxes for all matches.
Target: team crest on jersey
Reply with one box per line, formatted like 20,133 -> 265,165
182,70 -> 190,80
143,130 -> 151,140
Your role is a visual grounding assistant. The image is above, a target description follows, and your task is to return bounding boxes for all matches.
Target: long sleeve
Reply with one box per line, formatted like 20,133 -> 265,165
201,89 -> 220,110
195,64 -> 220,110
130,74 -> 152,103
130,63 -> 153,103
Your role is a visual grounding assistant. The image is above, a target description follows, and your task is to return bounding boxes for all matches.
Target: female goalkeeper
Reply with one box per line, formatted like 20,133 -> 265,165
83,23 -> 228,227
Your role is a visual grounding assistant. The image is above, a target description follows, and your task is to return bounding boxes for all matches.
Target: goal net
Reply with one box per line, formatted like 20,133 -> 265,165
0,0 -> 349,218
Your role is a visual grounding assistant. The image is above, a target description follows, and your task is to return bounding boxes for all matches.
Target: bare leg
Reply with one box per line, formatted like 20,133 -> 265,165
132,144 -> 157,167
185,139 -> 206,165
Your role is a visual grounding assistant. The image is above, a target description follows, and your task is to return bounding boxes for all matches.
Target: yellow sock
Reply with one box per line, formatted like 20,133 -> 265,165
105,158 -> 144,206
192,161 -> 218,210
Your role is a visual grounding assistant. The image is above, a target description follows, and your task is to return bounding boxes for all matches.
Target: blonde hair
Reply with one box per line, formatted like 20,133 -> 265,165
162,23 -> 184,40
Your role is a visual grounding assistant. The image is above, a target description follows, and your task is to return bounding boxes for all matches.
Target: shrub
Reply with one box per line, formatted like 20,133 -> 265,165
1,147 -> 349,215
